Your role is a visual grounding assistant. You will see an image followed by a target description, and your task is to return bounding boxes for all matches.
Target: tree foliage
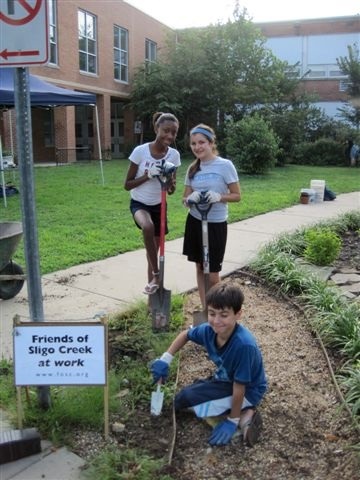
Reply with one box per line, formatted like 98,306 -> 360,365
129,6 -> 349,166
337,43 -> 360,98
129,6 -> 302,144
226,114 -> 280,174
337,43 -> 360,129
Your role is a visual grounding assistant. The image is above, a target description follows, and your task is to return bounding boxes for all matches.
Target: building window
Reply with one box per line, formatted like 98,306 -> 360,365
329,69 -> 345,78
48,0 -> 58,65
145,39 -> 157,65
339,80 -> 350,92
114,26 -> 128,82
78,10 -> 97,74
308,69 -> 326,78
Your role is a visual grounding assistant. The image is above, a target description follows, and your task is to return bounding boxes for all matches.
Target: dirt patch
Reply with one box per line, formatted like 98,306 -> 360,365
333,229 -> 360,271
74,232 -> 360,479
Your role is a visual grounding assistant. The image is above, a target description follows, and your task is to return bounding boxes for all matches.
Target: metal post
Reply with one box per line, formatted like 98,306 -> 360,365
94,105 -> 105,186
14,67 -> 50,409
0,136 -> 7,207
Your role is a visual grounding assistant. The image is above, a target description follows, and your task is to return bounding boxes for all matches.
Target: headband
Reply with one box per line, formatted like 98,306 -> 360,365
190,127 -> 214,141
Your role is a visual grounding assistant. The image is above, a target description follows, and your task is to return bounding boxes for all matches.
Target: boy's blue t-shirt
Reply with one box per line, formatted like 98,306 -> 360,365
187,323 -> 267,405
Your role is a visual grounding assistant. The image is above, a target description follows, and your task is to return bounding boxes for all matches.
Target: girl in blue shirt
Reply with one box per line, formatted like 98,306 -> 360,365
182,124 -> 240,309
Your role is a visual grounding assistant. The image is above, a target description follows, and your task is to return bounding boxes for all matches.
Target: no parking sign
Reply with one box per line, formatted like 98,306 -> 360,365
0,0 -> 48,66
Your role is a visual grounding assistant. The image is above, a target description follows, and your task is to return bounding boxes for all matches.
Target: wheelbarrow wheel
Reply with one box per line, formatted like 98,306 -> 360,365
0,262 -> 25,300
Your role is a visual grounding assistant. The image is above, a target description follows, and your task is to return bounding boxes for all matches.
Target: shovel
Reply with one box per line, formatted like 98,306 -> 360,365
150,382 -> 164,416
191,194 -> 212,326
150,174 -> 171,332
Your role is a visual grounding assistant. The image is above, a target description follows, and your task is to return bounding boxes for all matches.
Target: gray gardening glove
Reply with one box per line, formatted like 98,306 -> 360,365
186,191 -> 201,205
205,190 -> 222,203
147,164 -> 162,179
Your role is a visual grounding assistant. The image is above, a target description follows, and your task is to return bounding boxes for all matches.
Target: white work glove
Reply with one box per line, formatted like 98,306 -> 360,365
186,191 -> 202,205
205,190 -> 222,203
147,164 -> 162,179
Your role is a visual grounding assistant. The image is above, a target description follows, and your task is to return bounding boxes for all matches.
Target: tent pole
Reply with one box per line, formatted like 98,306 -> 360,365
0,136 -> 7,207
9,110 -> 14,158
94,105 -> 105,186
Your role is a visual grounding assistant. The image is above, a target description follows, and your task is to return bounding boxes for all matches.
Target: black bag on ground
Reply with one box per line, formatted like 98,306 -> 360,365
0,184 -> 19,198
324,186 -> 336,201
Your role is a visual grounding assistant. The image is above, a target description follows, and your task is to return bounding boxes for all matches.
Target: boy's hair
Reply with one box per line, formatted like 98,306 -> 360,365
205,282 -> 244,314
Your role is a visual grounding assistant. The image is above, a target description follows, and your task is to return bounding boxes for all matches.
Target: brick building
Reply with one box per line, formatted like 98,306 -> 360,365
256,15 -> 360,117
0,0 -> 173,163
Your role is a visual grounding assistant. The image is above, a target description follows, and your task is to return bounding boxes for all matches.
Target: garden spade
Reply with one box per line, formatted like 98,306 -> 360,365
150,173 -> 172,332
190,193 -> 212,326
150,382 -> 164,416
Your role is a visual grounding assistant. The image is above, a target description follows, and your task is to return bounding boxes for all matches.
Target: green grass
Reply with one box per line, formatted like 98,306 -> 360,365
83,446 -> 174,480
2,159 -> 359,274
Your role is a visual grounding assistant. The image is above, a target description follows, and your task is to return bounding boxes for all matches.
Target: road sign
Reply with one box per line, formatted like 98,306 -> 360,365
0,0 -> 48,66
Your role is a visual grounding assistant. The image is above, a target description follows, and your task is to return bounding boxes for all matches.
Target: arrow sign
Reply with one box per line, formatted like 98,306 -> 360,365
0,49 -> 40,60
0,0 -> 48,66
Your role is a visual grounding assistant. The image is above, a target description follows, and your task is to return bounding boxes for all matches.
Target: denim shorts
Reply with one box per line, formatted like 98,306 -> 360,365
130,199 -> 168,236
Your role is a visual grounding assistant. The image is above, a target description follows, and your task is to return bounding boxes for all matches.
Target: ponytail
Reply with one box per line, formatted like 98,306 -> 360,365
188,158 -> 201,179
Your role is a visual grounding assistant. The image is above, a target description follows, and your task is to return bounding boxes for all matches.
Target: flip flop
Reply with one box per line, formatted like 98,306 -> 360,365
242,410 -> 263,447
143,282 -> 159,295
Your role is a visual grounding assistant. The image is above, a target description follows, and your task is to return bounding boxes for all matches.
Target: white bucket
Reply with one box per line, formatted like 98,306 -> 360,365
310,180 -> 325,203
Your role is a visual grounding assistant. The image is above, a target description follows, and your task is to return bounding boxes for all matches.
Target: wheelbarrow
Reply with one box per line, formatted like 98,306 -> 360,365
0,222 -> 26,300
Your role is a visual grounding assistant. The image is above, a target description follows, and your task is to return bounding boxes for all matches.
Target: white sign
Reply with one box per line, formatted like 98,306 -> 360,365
0,0 -> 48,66
134,121 -> 142,134
13,323 -> 107,385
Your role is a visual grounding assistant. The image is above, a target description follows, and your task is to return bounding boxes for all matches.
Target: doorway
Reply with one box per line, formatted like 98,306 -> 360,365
111,118 -> 124,158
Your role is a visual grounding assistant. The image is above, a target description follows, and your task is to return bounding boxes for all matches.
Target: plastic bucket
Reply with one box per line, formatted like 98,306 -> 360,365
300,188 -> 316,203
310,180 -> 325,203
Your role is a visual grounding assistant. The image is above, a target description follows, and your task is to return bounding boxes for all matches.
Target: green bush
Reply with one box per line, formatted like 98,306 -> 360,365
292,138 -> 346,166
225,114 -> 280,174
303,228 -> 342,265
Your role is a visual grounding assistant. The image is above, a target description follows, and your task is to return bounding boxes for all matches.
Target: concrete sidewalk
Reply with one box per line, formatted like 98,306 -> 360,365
0,191 -> 359,480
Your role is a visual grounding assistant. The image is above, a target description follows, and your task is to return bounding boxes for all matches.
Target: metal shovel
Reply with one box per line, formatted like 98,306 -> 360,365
150,382 -> 164,416
150,175 -> 171,331
189,193 -> 212,326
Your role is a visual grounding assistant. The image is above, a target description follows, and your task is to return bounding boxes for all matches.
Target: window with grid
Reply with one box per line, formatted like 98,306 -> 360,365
48,0 -> 58,65
145,39 -> 157,66
78,10 -> 97,74
114,25 -> 128,82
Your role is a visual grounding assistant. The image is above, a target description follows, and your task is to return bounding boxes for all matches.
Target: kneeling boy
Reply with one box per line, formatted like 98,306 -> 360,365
150,281 -> 267,446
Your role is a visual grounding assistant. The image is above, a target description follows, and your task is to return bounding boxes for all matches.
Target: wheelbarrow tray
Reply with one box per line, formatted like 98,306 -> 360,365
0,222 -> 23,271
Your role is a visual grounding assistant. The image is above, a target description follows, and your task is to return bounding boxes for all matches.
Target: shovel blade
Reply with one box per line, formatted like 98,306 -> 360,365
150,384 -> 164,416
193,309 -> 208,326
149,287 -> 171,332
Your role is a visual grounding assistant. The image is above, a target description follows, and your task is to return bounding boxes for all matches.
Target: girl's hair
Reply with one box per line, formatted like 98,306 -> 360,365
188,123 -> 218,179
152,112 -> 179,129
205,282 -> 244,314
